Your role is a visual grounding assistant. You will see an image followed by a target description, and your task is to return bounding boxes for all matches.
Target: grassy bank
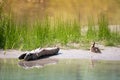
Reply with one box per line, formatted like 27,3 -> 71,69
0,14 -> 120,50
0,16 -> 81,50
0,1 -> 120,50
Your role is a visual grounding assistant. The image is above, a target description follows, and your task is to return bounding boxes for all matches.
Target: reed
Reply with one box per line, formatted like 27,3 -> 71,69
86,17 -> 97,40
0,13 -> 120,50
98,14 -> 111,40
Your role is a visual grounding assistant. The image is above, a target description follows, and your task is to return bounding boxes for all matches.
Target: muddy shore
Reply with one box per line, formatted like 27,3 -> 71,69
0,46 -> 120,61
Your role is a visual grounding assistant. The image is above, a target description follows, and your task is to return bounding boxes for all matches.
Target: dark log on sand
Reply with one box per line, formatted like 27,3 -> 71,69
18,47 -> 60,61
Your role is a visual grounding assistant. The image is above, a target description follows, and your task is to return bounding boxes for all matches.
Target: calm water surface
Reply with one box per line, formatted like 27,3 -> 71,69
0,59 -> 120,80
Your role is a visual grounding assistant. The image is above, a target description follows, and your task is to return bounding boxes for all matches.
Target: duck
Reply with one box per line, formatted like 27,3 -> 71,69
90,42 -> 101,53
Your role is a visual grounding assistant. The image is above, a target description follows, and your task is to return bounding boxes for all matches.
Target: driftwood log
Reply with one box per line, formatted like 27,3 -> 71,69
18,47 -> 60,61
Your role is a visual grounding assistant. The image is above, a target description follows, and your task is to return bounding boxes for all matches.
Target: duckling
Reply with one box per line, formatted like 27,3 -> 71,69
90,42 -> 101,53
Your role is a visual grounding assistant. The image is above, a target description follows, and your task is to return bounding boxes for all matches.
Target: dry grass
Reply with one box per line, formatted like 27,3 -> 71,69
3,0 -> 120,25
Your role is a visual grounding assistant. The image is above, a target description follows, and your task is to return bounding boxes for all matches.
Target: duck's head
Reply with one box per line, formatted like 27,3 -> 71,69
91,42 -> 95,47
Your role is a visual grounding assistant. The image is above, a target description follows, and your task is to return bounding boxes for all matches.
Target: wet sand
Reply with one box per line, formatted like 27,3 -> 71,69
0,46 -> 120,61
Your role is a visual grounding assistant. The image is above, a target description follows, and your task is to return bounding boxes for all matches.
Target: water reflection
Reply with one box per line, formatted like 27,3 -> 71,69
18,58 -> 58,69
0,59 -> 120,80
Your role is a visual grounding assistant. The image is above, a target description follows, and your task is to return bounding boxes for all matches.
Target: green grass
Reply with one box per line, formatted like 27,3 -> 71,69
0,12 -> 120,50
98,14 -> 111,40
0,16 -> 82,50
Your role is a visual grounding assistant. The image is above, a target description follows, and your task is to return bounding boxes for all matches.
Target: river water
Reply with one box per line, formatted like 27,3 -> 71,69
0,59 -> 120,80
